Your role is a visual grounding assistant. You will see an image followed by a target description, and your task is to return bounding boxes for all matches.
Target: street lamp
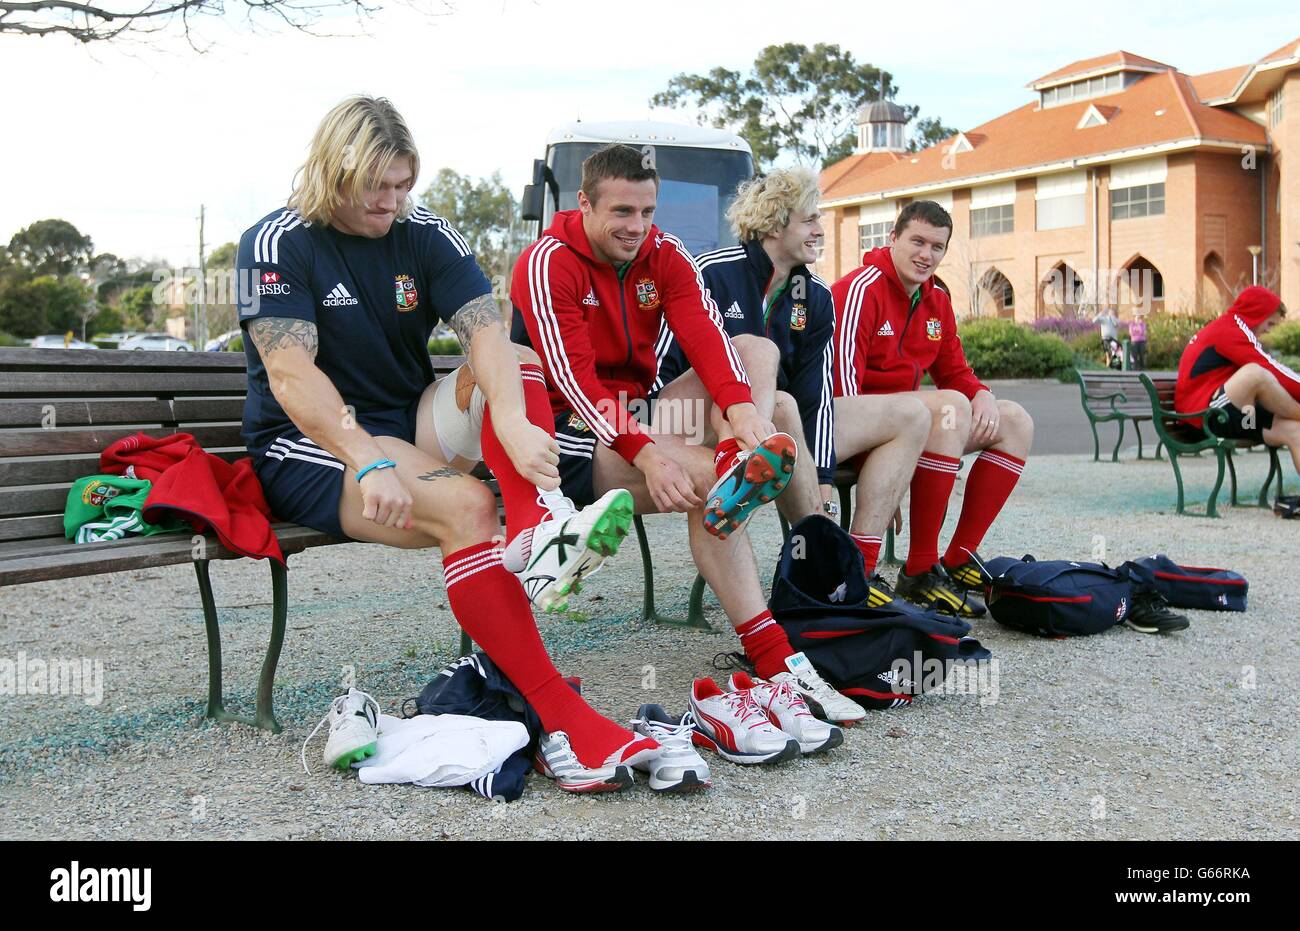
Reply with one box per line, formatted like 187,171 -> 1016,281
1247,245 -> 1261,287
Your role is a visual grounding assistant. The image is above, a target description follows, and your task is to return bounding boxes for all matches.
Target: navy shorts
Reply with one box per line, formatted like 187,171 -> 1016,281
1206,386 -> 1273,442
552,403 -> 653,507
252,401 -> 420,540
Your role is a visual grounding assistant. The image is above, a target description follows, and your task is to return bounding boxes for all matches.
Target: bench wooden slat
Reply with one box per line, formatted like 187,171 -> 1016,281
0,424 -> 245,457
0,486 -> 72,518
0,450 -> 247,487
0,347 -> 248,371
0,523 -> 343,586
172,398 -> 246,421
0,513 -> 66,542
0,372 -> 250,396
0,399 -> 176,428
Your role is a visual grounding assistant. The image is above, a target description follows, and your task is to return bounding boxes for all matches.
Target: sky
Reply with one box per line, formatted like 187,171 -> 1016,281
0,0 -> 1292,268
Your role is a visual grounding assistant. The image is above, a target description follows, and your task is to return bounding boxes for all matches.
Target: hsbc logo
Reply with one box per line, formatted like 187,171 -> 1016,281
322,283 -> 359,307
256,270 -> 290,296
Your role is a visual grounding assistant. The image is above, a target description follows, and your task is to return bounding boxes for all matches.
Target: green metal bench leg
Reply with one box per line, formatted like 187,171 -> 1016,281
1089,419 -> 1101,462
1226,448 -> 1240,506
1169,452 -> 1187,515
195,557 -> 285,733
1134,420 -> 1145,459
1155,441 -> 1164,460
1206,451 -> 1226,518
458,630 -> 472,657
837,483 -> 853,530
779,513 -> 791,541
1110,417 -> 1125,462
634,515 -> 711,630
1261,447 -> 1283,506
884,526 -> 899,565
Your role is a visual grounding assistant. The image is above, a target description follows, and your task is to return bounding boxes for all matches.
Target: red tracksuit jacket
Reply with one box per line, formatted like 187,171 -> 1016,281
1176,285 -> 1297,425
510,210 -> 752,463
831,247 -> 987,400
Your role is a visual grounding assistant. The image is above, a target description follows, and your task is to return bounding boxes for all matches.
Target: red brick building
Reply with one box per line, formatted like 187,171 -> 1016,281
818,41 -> 1298,320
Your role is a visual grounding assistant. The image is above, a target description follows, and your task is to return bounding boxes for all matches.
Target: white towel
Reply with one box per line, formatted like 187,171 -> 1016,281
353,713 -> 529,788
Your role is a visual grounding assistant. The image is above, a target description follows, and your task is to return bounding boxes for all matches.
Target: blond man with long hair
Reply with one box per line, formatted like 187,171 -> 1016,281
236,97 -> 657,792
655,168 -> 929,595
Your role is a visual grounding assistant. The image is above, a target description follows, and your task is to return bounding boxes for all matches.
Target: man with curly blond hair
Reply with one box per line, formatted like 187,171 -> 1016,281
655,168 -> 928,594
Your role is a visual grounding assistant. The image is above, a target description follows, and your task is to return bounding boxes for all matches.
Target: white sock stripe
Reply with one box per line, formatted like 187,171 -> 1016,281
850,533 -> 884,544
742,617 -> 776,634
977,451 -> 1025,474
445,560 -> 505,588
916,455 -> 961,473
442,549 -> 504,584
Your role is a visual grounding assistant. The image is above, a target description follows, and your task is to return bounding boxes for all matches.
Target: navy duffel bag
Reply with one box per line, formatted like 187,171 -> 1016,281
1119,555 -> 1248,612
770,517 -> 992,709
983,555 -> 1131,637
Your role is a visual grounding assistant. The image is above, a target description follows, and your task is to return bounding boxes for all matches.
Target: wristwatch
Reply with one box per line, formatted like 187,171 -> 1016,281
822,500 -> 839,518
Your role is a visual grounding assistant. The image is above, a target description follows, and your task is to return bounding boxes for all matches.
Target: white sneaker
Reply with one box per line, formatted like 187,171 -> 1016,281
301,687 -> 379,774
630,704 -> 712,792
689,677 -> 800,765
516,488 -> 634,613
533,729 -> 659,793
778,652 -> 866,726
726,671 -> 843,755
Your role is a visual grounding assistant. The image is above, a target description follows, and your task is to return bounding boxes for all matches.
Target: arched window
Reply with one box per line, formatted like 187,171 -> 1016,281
1041,262 -> 1085,315
979,268 -> 1015,318
1119,256 -> 1164,311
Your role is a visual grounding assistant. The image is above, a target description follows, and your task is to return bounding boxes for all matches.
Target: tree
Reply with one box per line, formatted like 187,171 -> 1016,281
908,116 -> 958,154
8,219 -> 94,277
419,169 -> 528,304
117,283 -> 159,330
0,1 -> 407,46
0,275 -> 88,338
652,44 -> 897,167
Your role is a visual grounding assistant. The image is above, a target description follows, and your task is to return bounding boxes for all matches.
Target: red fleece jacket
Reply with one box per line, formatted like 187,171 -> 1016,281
100,433 -> 284,564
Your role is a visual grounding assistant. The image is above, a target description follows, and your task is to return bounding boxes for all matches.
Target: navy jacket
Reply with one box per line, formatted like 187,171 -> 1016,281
654,240 -> 836,484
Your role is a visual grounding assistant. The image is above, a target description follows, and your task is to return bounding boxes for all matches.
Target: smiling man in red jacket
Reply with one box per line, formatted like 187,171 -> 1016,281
511,144 -> 865,726
832,200 -> 1034,618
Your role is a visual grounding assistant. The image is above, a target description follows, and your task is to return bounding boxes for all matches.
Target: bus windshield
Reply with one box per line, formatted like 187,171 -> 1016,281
545,142 -> 754,255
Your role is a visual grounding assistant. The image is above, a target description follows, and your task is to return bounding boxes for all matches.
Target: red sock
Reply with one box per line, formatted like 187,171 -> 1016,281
904,451 -> 960,577
442,542 -> 651,768
714,438 -> 742,478
942,450 -> 1025,568
737,609 -> 795,679
481,363 -> 554,543
850,533 -> 883,577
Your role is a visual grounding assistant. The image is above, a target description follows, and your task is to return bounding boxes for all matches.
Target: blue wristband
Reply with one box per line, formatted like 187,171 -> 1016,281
355,457 -> 397,483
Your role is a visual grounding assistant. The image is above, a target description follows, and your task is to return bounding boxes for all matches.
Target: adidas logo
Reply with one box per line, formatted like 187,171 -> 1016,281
322,283 -> 359,307
724,301 -> 744,320
876,320 -> 895,336
582,289 -> 600,307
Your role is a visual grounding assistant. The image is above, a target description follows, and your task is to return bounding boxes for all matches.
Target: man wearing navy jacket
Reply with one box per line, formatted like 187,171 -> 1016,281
656,168 -> 929,590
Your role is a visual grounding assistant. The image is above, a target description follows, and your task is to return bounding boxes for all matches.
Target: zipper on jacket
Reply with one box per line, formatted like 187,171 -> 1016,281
897,290 -> 925,390
617,271 -> 633,368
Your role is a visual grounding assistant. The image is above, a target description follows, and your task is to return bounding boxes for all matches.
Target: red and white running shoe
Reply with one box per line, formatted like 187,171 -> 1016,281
726,671 -> 843,755
533,730 -> 659,793
688,678 -> 799,765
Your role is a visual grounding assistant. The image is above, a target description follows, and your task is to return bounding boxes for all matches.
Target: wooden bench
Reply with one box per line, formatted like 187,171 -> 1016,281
1074,369 -> 1176,461
1135,372 -> 1286,517
4,347 -> 852,729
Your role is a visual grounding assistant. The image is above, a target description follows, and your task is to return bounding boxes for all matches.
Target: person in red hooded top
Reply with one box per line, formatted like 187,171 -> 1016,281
511,143 -> 867,727
1176,286 -> 1300,473
832,200 -> 1034,618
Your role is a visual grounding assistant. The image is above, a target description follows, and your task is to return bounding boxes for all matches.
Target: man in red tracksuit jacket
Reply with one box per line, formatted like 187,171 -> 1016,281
1176,286 -> 1299,473
832,200 -> 1034,618
511,143 -> 865,726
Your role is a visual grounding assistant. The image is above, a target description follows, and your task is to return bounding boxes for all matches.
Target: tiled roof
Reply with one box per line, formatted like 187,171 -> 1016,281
1029,51 -> 1172,89
820,69 -> 1266,204
1188,65 -> 1250,102
819,150 -> 903,200
1259,38 -> 1300,64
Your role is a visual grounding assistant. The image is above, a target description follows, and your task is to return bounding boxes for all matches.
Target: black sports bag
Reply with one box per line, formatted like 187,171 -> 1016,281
983,555 -> 1130,637
770,517 -> 992,709
1119,555 -> 1248,612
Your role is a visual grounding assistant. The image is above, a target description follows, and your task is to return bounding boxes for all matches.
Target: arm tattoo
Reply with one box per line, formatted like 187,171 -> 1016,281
417,467 -> 463,481
248,317 -> 319,359
448,294 -> 503,348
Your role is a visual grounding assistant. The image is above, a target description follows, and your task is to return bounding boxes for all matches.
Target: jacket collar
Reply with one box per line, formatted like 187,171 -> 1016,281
745,238 -> 812,295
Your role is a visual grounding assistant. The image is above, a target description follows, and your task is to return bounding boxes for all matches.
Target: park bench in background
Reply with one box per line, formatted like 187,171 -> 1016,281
1136,372 -> 1285,517
1074,369 -> 1173,462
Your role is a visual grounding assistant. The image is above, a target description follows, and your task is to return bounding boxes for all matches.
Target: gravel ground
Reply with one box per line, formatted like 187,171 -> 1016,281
1,449 -> 1297,840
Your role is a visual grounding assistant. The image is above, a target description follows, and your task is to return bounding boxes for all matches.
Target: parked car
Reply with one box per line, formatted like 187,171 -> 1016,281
30,334 -> 99,350
98,331 -> 146,349
120,334 -> 194,352
204,329 -> 242,352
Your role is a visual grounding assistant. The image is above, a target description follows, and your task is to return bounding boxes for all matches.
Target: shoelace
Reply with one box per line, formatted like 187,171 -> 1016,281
540,731 -> 580,771
534,491 -> 578,522
721,688 -> 773,730
300,693 -> 373,776
632,715 -> 695,751
765,677 -> 812,717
